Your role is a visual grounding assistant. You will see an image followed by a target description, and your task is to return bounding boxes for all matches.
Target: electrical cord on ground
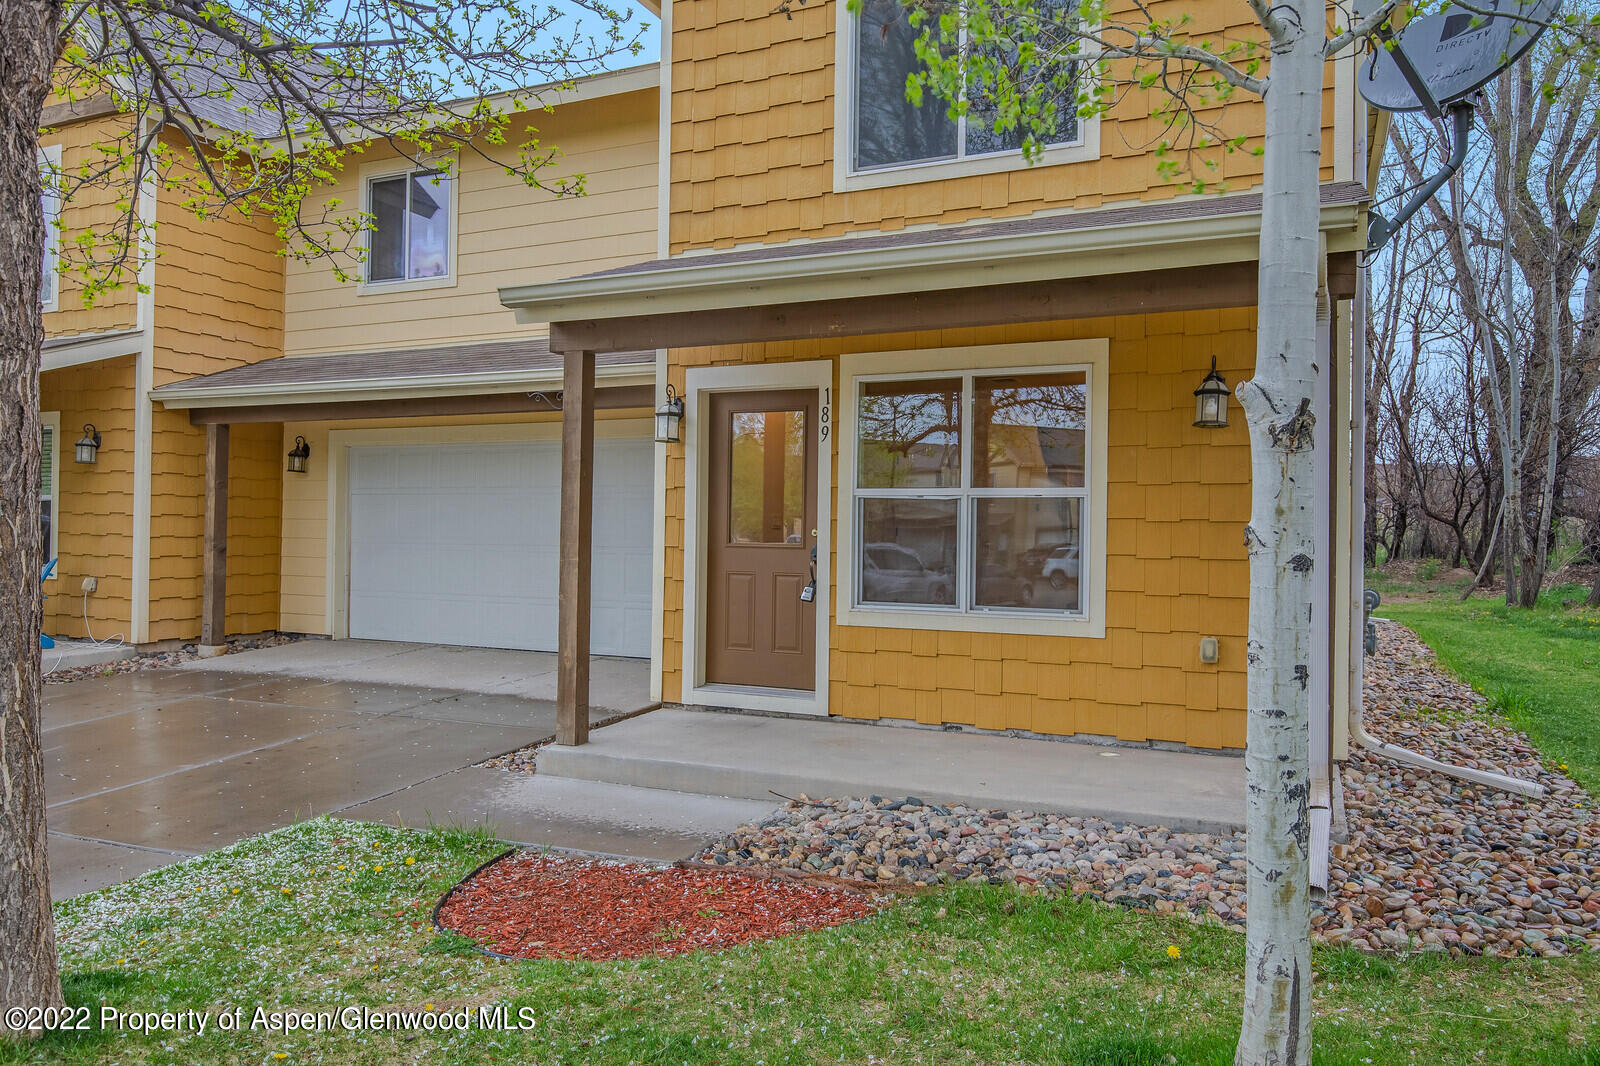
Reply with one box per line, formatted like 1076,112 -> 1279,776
42,590 -> 127,677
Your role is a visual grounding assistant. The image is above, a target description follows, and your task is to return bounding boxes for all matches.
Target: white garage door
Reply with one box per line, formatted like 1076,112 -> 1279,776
346,438 -> 653,657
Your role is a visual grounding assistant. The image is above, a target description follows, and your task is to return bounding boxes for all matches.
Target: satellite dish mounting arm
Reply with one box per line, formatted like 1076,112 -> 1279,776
1365,96 -> 1475,257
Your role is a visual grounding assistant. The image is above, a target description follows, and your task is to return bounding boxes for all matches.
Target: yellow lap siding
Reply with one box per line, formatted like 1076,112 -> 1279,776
39,357 -> 138,640
662,309 -> 1255,750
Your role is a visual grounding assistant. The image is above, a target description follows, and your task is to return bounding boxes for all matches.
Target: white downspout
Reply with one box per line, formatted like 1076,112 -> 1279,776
1348,687 -> 1547,799
1343,240 -> 1546,803
1308,250 -> 1333,897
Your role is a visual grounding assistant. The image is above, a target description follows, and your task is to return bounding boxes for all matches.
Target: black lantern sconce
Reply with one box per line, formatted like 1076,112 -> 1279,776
654,384 -> 685,444
74,424 -> 102,464
287,435 -> 311,474
1193,358 -> 1230,429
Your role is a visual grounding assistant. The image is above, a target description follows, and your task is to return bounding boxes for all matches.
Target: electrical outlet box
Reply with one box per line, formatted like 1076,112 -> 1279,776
1199,636 -> 1219,664
80,576 -> 97,594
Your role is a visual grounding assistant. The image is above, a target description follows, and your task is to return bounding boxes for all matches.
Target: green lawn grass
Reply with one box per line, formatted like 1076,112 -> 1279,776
1382,584 -> 1600,794
4,818 -> 1598,1065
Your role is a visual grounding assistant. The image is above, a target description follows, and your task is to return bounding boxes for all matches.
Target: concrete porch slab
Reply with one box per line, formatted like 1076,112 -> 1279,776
182,640 -> 653,711
537,709 -> 1246,833
338,768 -> 780,862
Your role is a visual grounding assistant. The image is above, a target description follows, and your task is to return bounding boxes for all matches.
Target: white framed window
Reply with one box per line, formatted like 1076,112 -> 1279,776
40,411 -> 60,571
837,340 -> 1108,638
39,145 -> 60,312
358,160 -> 456,293
834,0 -> 1099,192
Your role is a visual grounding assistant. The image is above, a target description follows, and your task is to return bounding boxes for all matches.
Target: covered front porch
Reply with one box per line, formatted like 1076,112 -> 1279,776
499,183 -> 1367,753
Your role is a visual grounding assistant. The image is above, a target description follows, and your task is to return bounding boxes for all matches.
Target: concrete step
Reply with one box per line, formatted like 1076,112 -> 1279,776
336,768 -> 781,862
537,709 -> 1246,834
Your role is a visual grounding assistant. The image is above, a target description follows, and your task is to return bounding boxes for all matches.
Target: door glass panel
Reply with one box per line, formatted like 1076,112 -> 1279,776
973,371 -> 1087,488
973,497 -> 1082,612
729,409 -> 806,544
858,498 -> 958,606
857,378 -> 962,488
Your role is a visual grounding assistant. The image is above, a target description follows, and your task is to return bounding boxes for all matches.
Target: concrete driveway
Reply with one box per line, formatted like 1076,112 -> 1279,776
43,642 -> 656,899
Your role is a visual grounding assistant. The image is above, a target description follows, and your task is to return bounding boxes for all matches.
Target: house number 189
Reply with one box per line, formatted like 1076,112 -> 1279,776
819,388 -> 830,442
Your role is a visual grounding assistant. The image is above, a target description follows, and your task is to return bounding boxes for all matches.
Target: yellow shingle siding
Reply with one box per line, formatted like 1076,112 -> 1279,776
667,0 -> 1340,252
39,356 -> 138,640
662,309 -> 1256,750
39,114 -> 142,337
146,142 -> 287,642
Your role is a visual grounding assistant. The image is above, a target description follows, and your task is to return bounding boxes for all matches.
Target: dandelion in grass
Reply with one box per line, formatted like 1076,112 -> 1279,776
1166,945 -> 1181,959
405,857 -> 416,865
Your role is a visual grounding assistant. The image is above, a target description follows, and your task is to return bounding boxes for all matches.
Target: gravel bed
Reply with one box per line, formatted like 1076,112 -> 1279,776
700,619 -> 1597,957
43,632 -> 302,685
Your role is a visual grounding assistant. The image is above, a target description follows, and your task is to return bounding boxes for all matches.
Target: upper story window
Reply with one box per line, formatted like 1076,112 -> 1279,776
39,146 -> 60,310
851,0 -> 1080,174
366,169 -> 452,283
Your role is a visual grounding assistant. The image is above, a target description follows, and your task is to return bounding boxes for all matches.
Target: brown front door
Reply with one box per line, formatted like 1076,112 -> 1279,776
705,389 -> 818,691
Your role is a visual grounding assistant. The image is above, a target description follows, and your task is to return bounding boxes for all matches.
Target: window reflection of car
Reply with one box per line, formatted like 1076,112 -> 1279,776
1041,545 -> 1080,590
976,561 -> 1035,607
861,542 -> 953,604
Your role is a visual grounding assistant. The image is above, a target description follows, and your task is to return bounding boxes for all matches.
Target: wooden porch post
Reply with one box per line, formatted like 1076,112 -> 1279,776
200,422 -> 229,650
557,349 -> 595,745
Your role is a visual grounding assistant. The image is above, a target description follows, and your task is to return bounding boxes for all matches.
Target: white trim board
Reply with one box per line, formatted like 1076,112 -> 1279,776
680,359 -> 834,717
323,417 -> 653,638
835,339 -> 1109,639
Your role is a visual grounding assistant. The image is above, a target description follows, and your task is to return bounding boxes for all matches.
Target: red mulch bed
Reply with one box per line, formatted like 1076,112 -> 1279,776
436,854 -> 887,961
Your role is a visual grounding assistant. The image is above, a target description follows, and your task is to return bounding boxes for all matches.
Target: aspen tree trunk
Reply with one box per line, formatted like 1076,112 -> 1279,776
0,0 -> 65,1031
1234,5 -> 1321,1063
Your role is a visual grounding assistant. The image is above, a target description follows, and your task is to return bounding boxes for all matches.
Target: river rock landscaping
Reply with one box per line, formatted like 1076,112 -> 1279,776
700,619 -> 1598,958
43,631 -> 301,685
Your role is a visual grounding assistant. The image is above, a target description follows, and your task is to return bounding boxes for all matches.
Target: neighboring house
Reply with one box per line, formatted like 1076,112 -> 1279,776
492,0 -> 1375,790
38,63 -> 662,650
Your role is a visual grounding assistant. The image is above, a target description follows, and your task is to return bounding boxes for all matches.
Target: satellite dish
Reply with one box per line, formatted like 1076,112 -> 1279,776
1360,0 -> 1559,113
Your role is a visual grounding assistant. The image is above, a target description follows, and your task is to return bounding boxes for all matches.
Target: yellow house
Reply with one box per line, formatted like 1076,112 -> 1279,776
492,0 -> 1373,774
43,0 -> 1375,819
39,65 -> 663,654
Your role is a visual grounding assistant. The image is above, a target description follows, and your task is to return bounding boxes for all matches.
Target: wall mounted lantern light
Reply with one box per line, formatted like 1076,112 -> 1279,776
287,435 -> 311,474
1193,358 -> 1231,429
654,384 -> 685,444
73,424 -> 102,464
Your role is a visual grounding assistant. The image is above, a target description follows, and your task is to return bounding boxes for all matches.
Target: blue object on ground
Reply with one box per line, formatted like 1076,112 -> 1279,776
41,558 -> 57,648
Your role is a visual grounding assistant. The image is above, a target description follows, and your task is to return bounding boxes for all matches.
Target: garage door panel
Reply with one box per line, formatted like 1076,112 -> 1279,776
347,439 -> 652,657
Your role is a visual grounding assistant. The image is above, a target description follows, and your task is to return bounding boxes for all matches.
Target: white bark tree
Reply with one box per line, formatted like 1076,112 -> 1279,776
839,0 -> 1583,1060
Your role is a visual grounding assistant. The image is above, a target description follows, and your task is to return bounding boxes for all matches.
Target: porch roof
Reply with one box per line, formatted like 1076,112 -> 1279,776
499,181 -> 1369,346
150,336 -> 655,411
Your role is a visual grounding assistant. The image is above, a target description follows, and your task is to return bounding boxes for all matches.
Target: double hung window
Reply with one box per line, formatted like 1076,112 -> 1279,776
852,367 -> 1090,616
366,169 -> 452,283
